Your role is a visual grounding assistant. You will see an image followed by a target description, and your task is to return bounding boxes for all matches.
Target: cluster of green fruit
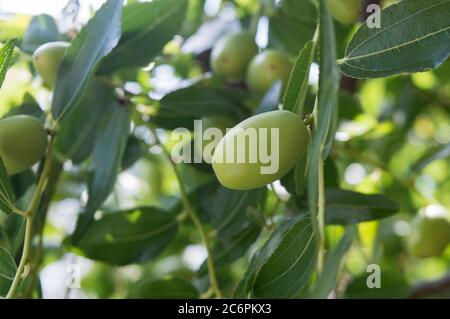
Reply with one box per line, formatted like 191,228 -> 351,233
210,31 -> 293,95
0,42 -> 68,176
206,31 -> 309,190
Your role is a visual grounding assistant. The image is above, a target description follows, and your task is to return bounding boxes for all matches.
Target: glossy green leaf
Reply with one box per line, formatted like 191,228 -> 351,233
98,0 -> 188,74
153,86 -> 247,130
128,278 -> 198,299
0,157 -> 15,215
235,216 -> 302,298
283,40 -> 315,114
74,207 -> 178,265
340,0 -> 450,78
209,187 -> 266,239
0,247 -> 16,296
0,38 -> 17,89
72,100 -> 130,242
411,143 -> 450,173
325,188 -> 399,225
309,226 -> 357,298
51,0 -> 123,121
21,14 -> 59,54
253,215 -> 318,298
56,79 -> 115,164
345,271 -> 409,299
0,247 -> 16,280
308,0 -> 340,219
269,0 -> 317,55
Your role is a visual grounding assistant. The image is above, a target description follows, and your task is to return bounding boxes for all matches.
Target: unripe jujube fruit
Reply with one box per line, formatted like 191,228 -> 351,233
212,110 -> 309,190
0,115 -> 48,175
327,0 -> 361,24
210,31 -> 258,82
246,50 -> 293,95
407,205 -> 450,259
32,41 -> 70,85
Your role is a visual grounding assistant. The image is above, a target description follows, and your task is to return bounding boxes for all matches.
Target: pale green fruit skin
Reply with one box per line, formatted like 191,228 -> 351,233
246,50 -> 293,95
32,41 -> 70,85
195,117 -> 234,163
212,110 -> 309,190
210,31 -> 258,82
327,0 -> 361,24
407,207 -> 450,259
0,115 -> 48,175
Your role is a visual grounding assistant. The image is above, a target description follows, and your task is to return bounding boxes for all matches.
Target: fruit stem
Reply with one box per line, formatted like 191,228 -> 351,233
150,127 -> 223,299
316,158 -> 326,274
6,136 -> 56,299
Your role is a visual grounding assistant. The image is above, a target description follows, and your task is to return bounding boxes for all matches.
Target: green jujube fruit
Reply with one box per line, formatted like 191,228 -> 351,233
246,50 -> 293,95
210,31 -> 258,82
32,41 -> 70,85
212,110 -> 309,190
327,0 -> 361,24
0,115 -> 48,175
407,205 -> 450,259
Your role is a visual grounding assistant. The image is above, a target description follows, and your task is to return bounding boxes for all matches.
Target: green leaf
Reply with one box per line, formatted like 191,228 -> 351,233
252,215 -> 318,298
0,247 -> 16,281
51,0 -> 123,121
325,188 -> 399,225
0,38 -> 17,90
55,79 -> 115,164
411,143 -> 450,173
199,224 -> 261,276
128,278 -> 198,299
269,0 -> 317,55
98,0 -> 188,74
345,271 -> 409,299
340,0 -> 450,78
235,216 -> 301,298
309,226 -> 357,298
0,157 -> 15,215
74,207 -> 178,265
21,14 -> 59,54
283,40 -> 315,114
209,187 -> 266,239
72,100 -> 130,242
308,0 -> 340,219
153,86 -> 246,130
0,247 -> 16,296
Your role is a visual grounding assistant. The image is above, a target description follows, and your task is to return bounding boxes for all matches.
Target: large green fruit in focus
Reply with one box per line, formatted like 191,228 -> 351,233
0,115 -> 48,175
195,117 -> 234,163
246,50 -> 293,95
407,205 -> 450,259
210,31 -> 258,82
327,0 -> 361,24
212,110 -> 309,190
32,41 -> 70,85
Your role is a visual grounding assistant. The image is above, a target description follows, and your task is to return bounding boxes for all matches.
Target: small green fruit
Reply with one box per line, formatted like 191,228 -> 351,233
327,0 -> 361,24
407,205 -> 450,259
32,41 -> 70,85
210,31 -> 258,82
0,115 -> 48,175
246,50 -> 293,95
212,110 -> 309,190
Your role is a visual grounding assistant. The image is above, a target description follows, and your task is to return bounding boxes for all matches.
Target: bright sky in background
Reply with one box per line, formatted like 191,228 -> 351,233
0,0 -> 106,21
